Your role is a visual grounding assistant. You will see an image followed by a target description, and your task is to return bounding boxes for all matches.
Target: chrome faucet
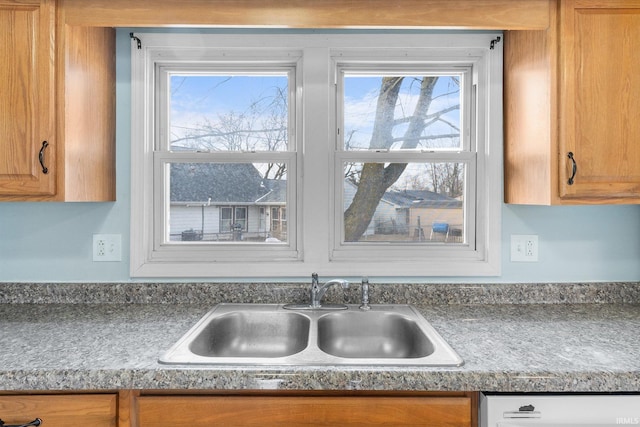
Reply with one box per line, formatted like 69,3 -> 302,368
309,272 -> 349,309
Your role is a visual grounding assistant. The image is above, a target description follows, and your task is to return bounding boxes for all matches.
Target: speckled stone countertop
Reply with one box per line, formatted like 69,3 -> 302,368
0,282 -> 639,393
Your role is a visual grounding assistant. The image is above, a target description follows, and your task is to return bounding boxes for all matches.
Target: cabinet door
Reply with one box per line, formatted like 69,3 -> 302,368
0,0 -> 55,196
559,0 -> 640,200
0,394 -> 116,426
138,395 -> 472,427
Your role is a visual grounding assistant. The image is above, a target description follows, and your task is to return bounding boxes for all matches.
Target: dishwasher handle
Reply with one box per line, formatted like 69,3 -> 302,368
502,410 -> 541,419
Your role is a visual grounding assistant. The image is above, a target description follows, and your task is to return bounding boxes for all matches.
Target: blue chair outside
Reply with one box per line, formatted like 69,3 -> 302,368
430,222 -> 450,241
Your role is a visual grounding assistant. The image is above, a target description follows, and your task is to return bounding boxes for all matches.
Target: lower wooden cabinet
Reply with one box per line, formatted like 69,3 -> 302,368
0,394 -> 117,427
136,392 -> 476,427
0,390 -> 476,426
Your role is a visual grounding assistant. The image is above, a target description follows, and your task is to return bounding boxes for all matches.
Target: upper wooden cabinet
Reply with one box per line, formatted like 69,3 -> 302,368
0,0 -> 56,197
61,0 -> 550,29
558,0 -> 640,201
58,24 -> 116,202
505,0 -> 640,204
0,0 -> 115,201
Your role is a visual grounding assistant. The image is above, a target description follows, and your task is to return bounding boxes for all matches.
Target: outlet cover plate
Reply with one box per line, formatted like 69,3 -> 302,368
510,234 -> 539,262
93,234 -> 122,262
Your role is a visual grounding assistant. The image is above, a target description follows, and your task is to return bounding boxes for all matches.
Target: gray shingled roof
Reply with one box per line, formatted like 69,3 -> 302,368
255,179 -> 287,205
170,163 -> 269,204
382,189 -> 462,209
171,162 -> 457,209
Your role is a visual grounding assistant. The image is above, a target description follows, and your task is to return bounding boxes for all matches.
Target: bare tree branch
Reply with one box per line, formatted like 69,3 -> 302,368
171,127 -> 287,146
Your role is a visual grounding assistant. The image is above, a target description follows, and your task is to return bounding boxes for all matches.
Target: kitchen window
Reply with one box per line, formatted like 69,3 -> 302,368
130,32 -> 502,278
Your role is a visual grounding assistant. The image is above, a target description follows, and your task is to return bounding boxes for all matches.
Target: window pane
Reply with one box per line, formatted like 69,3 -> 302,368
343,162 -> 465,243
343,75 -> 461,151
235,207 -> 247,231
169,75 -> 289,152
269,207 -> 287,241
220,207 -> 233,233
169,162 -> 288,243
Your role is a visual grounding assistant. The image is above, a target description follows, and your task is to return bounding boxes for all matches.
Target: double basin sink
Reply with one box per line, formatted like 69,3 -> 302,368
160,304 -> 463,366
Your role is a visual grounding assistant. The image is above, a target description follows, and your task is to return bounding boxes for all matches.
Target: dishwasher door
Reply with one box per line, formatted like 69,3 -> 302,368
500,424 -> 620,427
481,394 -> 640,427
498,421 -> 621,427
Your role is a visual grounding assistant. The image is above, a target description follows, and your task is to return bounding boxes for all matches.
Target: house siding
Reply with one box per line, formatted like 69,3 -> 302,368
170,205 -> 274,241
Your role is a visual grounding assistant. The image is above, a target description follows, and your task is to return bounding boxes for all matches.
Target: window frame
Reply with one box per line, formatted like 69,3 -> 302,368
130,32 -> 502,278
331,61 -> 477,262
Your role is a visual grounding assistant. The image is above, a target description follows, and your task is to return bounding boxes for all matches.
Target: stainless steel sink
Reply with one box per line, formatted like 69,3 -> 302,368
189,311 -> 309,358
317,311 -> 435,359
160,304 -> 463,366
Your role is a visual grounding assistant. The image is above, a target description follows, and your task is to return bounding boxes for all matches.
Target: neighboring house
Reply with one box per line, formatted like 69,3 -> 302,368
343,181 -> 463,241
169,163 -> 286,241
255,179 -> 288,241
394,189 -> 464,240
171,164 -> 462,242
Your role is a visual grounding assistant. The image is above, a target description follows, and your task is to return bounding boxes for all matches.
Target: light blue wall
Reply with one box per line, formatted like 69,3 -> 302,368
1,29 -> 639,283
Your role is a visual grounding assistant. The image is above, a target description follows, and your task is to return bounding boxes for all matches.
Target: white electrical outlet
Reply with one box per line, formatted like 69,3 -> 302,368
510,234 -> 539,262
93,234 -> 122,262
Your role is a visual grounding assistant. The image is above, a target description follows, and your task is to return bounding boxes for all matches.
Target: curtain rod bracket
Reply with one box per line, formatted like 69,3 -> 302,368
130,33 -> 142,50
489,36 -> 501,50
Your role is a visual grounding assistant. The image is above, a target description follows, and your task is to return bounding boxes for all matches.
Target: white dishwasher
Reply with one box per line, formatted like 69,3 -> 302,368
481,393 -> 640,427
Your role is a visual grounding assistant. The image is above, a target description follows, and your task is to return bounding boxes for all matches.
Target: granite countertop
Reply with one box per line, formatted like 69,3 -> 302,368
0,282 -> 639,393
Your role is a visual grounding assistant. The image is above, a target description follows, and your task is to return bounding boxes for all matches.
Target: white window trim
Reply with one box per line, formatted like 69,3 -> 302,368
330,60 -> 478,263
130,32 -> 502,278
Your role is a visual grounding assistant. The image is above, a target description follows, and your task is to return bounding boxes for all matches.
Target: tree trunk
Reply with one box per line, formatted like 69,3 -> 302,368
344,76 -> 438,242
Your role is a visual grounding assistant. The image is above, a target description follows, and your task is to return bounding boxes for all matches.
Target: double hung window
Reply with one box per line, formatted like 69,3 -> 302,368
130,32 -> 502,278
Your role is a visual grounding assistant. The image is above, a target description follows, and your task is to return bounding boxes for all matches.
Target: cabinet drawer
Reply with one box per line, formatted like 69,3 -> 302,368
138,394 -> 472,427
0,394 -> 116,427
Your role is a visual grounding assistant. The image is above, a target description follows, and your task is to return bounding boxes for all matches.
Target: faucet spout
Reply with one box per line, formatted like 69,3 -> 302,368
309,273 -> 349,309
284,273 -> 350,311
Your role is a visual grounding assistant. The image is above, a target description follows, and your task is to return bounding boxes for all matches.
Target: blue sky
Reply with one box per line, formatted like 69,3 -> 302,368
169,73 -> 461,152
170,75 -> 287,115
342,75 -> 461,150
170,74 -> 288,149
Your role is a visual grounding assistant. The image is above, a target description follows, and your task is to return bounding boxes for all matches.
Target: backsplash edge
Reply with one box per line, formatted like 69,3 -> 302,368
0,282 -> 638,305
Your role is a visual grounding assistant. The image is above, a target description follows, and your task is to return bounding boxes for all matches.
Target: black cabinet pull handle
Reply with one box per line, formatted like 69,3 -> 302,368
38,141 -> 49,174
567,152 -> 577,185
0,418 -> 42,427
